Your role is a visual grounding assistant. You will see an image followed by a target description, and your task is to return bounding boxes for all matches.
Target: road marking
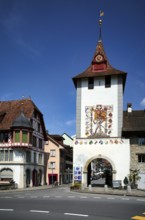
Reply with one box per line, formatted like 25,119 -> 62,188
30,210 -> 49,214
131,216 -> 145,220
68,196 -> 75,198
80,196 -> 87,199
17,196 -> 25,198
4,196 -> 12,198
137,199 -> 145,202
93,197 -> 101,199
107,197 -> 115,200
121,198 -> 130,200
64,212 -> 88,217
0,209 -> 14,211
43,196 -> 50,198
55,196 -> 61,198
30,196 -> 38,198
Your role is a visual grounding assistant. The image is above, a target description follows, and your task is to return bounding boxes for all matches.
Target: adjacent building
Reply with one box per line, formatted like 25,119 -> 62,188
0,98 -> 47,188
44,134 -> 73,185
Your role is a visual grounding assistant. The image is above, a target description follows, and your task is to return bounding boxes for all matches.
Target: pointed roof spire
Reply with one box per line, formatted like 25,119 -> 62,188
72,11 -> 127,90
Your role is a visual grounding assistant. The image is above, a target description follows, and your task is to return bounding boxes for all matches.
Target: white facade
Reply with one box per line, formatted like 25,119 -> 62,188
73,37 -> 130,187
73,138 -> 130,187
76,76 -> 123,138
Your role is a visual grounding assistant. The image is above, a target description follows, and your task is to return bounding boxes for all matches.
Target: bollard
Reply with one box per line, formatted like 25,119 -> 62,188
127,185 -> 132,194
89,184 -> 92,191
104,184 -> 108,192
81,184 -> 85,190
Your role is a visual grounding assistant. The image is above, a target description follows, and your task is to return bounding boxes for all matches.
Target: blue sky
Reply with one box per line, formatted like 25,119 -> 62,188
0,0 -> 145,136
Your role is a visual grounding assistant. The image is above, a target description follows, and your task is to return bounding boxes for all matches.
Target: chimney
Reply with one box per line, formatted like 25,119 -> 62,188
127,103 -> 132,113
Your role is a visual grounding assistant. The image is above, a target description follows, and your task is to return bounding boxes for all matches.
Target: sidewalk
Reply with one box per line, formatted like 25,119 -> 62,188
0,185 -> 145,197
78,186 -> 145,197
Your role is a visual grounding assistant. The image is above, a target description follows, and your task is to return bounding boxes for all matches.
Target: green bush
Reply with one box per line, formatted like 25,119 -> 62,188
70,183 -> 81,190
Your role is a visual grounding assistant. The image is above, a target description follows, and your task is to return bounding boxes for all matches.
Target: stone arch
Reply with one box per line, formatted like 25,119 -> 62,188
84,155 -> 116,172
0,167 -> 13,181
83,155 -> 116,187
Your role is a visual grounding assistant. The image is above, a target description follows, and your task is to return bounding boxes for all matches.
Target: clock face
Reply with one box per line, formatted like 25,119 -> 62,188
95,54 -> 103,62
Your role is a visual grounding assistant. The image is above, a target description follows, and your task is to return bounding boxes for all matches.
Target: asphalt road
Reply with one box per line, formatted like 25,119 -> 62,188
0,186 -> 145,220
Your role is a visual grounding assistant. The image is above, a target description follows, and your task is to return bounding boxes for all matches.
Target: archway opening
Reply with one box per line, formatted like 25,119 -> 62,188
32,169 -> 38,186
26,169 -> 31,187
87,158 -> 113,187
0,168 -> 13,181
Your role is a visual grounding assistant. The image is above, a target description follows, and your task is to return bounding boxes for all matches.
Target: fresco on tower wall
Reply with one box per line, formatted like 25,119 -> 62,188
85,105 -> 113,137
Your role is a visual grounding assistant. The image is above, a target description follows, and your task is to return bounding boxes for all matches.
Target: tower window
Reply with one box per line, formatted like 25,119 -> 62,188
105,75 -> 111,88
88,77 -> 94,89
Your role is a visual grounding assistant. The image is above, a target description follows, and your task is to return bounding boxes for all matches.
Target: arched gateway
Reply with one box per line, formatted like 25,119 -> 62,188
84,157 -> 114,187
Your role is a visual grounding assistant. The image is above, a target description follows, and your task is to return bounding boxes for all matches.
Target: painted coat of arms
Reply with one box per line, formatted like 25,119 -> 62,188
85,105 -> 113,137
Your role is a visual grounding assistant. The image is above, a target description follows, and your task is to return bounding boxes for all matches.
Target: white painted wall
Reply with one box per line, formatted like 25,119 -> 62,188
73,138 -> 130,186
77,76 -> 123,138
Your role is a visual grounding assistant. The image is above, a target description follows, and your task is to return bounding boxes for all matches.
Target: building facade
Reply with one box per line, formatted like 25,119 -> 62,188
44,134 -> 73,185
0,98 -> 47,188
72,18 -> 130,188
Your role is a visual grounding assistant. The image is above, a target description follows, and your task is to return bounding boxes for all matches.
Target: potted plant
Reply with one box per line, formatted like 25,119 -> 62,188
128,169 -> 141,189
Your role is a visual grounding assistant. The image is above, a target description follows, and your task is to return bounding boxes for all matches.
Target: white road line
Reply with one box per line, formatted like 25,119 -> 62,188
0,209 -> 14,211
64,212 -> 88,217
30,196 -> 38,198
43,196 -> 50,198
55,196 -> 61,198
136,199 -> 145,202
93,197 -> 101,199
121,198 -> 130,200
107,197 -> 115,200
30,210 -> 49,214
80,196 -> 87,198
68,196 -> 75,198
4,196 -> 12,198
17,196 -> 25,198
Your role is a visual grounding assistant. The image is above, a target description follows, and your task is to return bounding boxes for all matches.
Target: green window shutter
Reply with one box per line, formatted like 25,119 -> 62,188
15,131 -> 20,142
22,131 -> 28,143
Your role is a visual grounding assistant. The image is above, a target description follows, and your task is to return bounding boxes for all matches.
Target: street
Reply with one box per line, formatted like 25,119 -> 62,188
0,186 -> 145,219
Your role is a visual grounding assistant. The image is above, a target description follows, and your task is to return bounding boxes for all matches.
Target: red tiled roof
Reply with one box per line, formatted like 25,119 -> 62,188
72,40 -> 127,87
0,98 -> 43,131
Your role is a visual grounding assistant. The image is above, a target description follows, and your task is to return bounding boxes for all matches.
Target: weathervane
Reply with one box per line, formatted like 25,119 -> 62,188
99,10 -> 104,42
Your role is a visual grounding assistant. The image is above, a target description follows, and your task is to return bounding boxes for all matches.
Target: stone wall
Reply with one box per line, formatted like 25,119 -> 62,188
130,145 -> 145,172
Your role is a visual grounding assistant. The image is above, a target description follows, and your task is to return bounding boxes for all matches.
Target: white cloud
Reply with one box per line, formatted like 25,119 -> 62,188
140,98 -> 145,107
65,119 -> 76,126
